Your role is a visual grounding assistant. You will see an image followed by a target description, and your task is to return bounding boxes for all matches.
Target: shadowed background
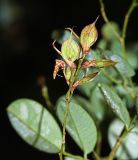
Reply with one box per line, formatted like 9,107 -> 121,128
0,0 -> 138,160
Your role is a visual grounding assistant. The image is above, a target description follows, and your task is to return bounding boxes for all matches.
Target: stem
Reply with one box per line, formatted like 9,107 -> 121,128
99,0 -> 138,59
121,0 -> 138,58
63,151 -> 83,160
99,0 -> 121,41
59,55 -> 85,160
107,127 -> 129,160
93,151 -> 101,160
83,153 -> 87,160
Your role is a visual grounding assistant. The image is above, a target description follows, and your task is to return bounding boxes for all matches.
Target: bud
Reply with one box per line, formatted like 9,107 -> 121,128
71,72 -> 99,91
61,37 -> 80,62
80,17 -> 99,54
63,66 -> 72,84
95,59 -> 117,68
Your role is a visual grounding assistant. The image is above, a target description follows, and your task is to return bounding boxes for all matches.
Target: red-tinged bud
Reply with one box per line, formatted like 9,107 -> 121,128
80,17 -> 99,54
71,72 -> 99,91
95,59 -> 117,68
82,60 -> 96,68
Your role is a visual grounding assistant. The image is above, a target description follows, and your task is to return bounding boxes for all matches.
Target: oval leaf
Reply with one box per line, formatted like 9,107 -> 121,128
109,54 -> 135,77
7,99 -> 62,153
56,100 -> 97,154
99,84 -> 130,128
108,119 -> 138,160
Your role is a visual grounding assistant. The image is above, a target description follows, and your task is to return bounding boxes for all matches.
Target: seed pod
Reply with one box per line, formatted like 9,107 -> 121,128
80,17 -> 99,54
61,37 -> 80,62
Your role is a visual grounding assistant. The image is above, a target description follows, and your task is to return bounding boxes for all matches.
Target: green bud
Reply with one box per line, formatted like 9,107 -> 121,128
63,66 -> 72,84
95,59 -> 117,68
61,37 -> 80,62
80,17 -> 98,54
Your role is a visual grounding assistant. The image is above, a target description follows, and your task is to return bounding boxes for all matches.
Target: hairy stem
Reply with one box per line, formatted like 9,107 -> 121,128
59,55 -> 85,160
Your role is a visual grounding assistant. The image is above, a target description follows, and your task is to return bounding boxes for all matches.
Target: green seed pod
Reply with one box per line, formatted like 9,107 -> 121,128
80,17 -> 98,54
61,37 -> 80,62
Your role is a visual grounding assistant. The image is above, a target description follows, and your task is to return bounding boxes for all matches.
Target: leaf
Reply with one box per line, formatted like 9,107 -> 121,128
127,42 -> 138,69
108,119 -> 138,160
108,54 -> 135,78
101,22 -> 120,40
56,100 -> 97,154
65,157 -> 78,160
73,95 -> 97,120
7,99 -> 62,153
99,83 -> 130,128
90,87 -> 107,122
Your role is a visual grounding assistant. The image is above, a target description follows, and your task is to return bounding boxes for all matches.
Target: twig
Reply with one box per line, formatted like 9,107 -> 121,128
93,151 -> 101,160
121,0 -> 138,58
107,127 -> 129,160
99,0 -> 138,59
59,55 -> 85,160
99,0 -> 121,41
63,151 -> 83,160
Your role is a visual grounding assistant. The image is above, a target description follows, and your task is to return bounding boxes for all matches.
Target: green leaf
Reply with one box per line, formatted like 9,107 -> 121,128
65,157 -> 78,160
101,22 -> 120,40
73,95 -> 97,120
108,119 -> 138,160
56,100 -> 97,154
127,42 -> 138,69
109,54 -> 135,77
7,99 -> 62,153
99,84 -> 130,128
90,87 -> 107,122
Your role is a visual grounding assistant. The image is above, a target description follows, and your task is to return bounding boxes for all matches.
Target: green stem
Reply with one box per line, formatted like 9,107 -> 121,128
99,0 -> 121,41
59,55 -> 85,160
107,127 -> 129,160
121,0 -> 138,59
83,153 -> 87,160
63,151 -> 83,160
93,151 -> 101,160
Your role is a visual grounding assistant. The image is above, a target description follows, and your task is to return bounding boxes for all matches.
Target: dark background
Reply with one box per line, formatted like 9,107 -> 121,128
0,0 -> 138,160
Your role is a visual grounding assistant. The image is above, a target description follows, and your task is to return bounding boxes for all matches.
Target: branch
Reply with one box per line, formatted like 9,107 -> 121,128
121,0 -> 138,58
99,0 -> 121,41
59,55 -> 85,160
107,127 -> 129,160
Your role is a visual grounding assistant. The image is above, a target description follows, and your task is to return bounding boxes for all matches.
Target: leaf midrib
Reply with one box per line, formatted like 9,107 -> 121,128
7,109 -> 61,151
